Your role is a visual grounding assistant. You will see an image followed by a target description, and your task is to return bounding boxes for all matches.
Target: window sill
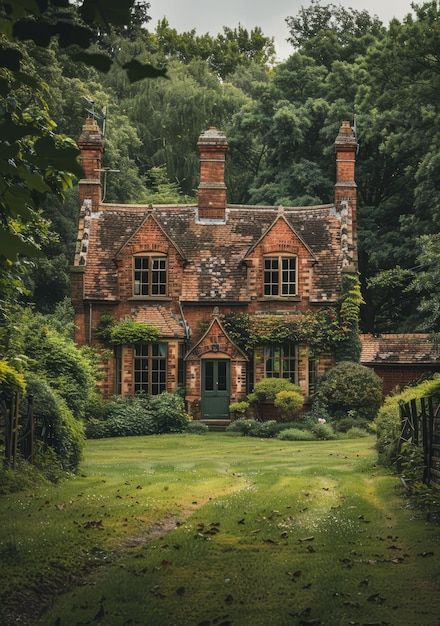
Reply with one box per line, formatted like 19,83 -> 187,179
128,296 -> 172,302
257,296 -> 301,302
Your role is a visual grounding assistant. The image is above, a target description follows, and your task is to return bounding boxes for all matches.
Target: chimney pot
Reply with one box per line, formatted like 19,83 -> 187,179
78,116 -> 104,210
197,127 -> 228,220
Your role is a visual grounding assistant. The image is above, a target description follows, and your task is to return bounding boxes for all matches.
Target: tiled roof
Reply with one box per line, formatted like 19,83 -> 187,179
130,304 -> 185,338
360,334 -> 440,365
78,203 -> 343,302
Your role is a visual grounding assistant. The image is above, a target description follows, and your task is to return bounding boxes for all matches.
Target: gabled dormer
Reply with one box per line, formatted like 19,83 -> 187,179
243,213 -> 316,304
114,212 -> 186,301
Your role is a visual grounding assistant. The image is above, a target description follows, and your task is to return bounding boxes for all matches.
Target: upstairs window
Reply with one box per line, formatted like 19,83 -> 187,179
264,343 -> 298,383
134,343 -> 167,395
264,255 -> 297,297
133,255 -> 167,297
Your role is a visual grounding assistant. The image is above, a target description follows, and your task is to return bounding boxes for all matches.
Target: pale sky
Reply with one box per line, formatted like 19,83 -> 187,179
148,0 -> 415,61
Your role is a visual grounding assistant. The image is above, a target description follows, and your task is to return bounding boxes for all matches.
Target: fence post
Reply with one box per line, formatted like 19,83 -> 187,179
410,399 -> 418,445
421,397 -> 429,484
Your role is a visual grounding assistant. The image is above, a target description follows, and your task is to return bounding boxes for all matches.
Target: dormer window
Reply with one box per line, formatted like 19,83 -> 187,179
133,254 -> 167,297
264,255 -> 297,297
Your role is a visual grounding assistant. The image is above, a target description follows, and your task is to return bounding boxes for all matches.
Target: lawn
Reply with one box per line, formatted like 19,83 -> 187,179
1,434 -> 440,626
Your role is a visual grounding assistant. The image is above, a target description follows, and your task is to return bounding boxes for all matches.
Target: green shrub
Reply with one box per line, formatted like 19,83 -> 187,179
26,374 -> 84,471
0,360 -> 26,396
251,378 -> 301,403
229,400 -> 250,418
311,422 -> 336,440
186,421 -> 209,434
109,319 -> 160,345
315,361 -> 382,421
150,393 -> 189,433
271,420 -> 312,434
333,413 -> 368,433
278,428 -> 315,441
303,400 -> 331,424
84,391 -> 107,421
343,427 -> 369,439
225,419 -> 256,435
15,309 -> 96,420
0,458 -> 48,495
86,393 -> 188,438
274,389 -> 304,420
249,420 -> 279,438
375,375 -> 440,466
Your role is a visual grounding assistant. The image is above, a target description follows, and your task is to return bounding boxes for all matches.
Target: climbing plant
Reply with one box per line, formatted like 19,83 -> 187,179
221,309 -> 348,356
95,315 -> 161,346
335,271 -> 364,362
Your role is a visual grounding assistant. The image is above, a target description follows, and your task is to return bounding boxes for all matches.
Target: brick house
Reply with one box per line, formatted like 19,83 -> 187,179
361,334 -> 440,396
71,118 -> 358,421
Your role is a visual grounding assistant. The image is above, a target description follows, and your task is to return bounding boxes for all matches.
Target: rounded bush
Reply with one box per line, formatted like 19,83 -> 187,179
150,393 -> 189,433
333,413 -> 368,433
278,428 -> 315,441
311,422 -> 336,440
186,421 -> 209,434
315,361 -> 382,421
248,420 -> 278,438
86,393 -> 189,438
225,419 -> 256,435
274,389 -> 304,420
344,427 -> 369,439
251,378 -> 302,403
229,401 -> 250,418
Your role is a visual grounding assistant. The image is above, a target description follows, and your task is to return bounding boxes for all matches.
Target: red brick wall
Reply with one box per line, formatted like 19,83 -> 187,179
198,144 -> 227,219
246,217 -> 315,310
366,365 -> 440,397
115,216 -> 184,301
186,319 -> 247,418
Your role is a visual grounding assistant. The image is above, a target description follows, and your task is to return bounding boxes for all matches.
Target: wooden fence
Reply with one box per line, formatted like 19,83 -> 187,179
399,395 -> 440,485
1,393 -> 35,468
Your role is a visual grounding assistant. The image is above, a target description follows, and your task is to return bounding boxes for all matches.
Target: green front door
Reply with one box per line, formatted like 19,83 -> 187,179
201,359 -> 230,419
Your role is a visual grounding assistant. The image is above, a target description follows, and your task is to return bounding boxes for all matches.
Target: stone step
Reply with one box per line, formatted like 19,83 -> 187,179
199,419 -> 231,432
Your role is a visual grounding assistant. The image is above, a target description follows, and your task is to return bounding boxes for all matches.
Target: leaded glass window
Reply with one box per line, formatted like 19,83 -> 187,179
134,343 -> 167,395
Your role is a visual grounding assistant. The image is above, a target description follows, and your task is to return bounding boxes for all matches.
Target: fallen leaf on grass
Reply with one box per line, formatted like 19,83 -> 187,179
82,520 -> 104,530
367,593 -> 385,604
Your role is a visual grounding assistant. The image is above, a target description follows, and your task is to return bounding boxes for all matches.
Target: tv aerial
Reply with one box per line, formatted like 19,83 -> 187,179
82,96 -> 107,136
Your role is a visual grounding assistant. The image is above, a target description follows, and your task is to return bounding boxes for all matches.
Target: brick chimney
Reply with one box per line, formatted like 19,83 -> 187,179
197,127 -> 228,220
78,116 -> 103,211
335,120 -> 358,267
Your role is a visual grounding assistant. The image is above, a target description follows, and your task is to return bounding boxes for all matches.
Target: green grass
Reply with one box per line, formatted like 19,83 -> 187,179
1,434 -> 440,626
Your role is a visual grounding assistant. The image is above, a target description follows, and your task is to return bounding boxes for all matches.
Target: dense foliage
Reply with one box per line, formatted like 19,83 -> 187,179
0,304 -> 96,471
375,375 -> 440,466
2,1 -> 439,338
314,361 -> 383,420
86,393 -> 189,439
25,373 -> 84,471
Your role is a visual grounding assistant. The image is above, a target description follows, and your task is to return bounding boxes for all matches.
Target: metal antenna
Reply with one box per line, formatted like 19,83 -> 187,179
353,114 -> 360,155
82,96 -> 106,132
97,168 -> 121,202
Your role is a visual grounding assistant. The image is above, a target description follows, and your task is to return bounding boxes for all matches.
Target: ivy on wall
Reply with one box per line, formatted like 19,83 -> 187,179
96,315 -> 161,346
221,272 -> 363,361
335,272 -> 364,362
